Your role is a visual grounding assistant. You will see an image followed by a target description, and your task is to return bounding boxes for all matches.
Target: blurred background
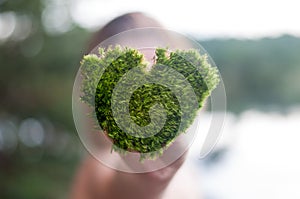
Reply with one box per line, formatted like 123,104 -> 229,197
0,0 -> 299,198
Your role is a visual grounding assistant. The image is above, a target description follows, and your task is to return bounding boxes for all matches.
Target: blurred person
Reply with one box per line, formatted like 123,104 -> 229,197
69,12 -> 201,199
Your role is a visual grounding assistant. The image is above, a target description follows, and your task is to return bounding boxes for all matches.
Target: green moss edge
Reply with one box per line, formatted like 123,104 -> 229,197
79,46 -> 220,161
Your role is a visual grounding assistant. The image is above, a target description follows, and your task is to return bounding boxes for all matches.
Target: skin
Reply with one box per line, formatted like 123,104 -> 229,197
69,153 -> 187,199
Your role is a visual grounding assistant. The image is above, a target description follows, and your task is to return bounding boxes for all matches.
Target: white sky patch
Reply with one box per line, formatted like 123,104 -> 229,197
69,0 -> 300,39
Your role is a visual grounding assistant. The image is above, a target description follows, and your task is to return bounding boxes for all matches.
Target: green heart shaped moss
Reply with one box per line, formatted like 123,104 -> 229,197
80,46 -> 219,160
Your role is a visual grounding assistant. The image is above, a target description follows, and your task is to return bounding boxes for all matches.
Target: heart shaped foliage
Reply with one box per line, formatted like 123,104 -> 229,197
80,46 -> 219,160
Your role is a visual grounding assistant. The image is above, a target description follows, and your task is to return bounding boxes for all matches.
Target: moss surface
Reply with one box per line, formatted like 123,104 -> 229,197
80,46 -> 219,159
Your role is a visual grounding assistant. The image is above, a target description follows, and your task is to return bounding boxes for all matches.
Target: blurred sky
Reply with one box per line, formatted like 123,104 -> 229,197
1,0 -> 299,40
70,0 -> 300,38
